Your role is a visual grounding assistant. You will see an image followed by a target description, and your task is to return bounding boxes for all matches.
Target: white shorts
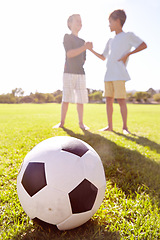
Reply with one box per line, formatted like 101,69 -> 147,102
62,73 -> 88,104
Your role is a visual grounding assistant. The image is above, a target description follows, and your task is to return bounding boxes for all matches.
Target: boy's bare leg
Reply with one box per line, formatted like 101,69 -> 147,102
61,101 -> 69,127
99,97 -> 113,131
77,103 -> 89,130
53,101 -> 69,128
117,98 -> 130,134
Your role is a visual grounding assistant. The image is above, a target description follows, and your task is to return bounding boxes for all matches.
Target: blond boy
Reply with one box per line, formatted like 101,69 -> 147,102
53,14 -> 92,130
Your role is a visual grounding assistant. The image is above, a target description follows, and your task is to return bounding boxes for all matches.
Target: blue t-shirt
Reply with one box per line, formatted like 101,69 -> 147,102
63,34 -> 86,74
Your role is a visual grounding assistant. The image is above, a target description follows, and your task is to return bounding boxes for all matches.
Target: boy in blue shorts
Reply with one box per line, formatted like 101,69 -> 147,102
53,14 -> 93,130
91,9 -> 147,134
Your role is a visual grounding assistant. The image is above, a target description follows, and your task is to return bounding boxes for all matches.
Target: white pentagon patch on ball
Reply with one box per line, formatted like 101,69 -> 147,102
17,136 -> 106,230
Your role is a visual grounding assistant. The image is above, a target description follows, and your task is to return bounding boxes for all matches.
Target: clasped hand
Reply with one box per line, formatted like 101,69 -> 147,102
85,42 -> 93,50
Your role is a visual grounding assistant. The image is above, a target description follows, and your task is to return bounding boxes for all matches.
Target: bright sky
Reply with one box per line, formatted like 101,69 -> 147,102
0,0 -> 159,95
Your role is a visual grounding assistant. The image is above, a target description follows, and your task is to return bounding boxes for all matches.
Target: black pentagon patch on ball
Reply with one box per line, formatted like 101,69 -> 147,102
69,179 -> 98,214
62,138 -> 89,157
22,162 -> 47,197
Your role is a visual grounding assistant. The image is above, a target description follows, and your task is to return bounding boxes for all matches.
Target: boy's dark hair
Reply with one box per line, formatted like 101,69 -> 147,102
67,14 -> 80,30
109,9 -> 126,27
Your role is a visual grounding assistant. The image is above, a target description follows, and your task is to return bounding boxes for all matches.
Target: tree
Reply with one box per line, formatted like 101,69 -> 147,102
12,88 -> 24,97
147,88 -> 156,96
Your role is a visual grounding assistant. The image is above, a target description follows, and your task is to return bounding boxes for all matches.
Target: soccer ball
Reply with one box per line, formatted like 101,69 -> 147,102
17,136 -> 106,230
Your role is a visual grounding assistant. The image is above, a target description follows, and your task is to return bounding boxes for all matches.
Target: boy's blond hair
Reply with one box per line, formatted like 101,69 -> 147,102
67,14 -> 80,30
109,9 -> 126,27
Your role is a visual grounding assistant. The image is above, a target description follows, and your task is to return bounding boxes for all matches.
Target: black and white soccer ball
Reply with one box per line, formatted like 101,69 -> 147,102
17,136 -> 106,230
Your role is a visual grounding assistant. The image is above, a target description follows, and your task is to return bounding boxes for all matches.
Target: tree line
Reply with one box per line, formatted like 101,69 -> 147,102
0,88 -> 159,104
0,88 -> 62,104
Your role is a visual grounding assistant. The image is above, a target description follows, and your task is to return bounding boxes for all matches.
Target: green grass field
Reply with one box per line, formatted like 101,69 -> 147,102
0,103 -> 160,240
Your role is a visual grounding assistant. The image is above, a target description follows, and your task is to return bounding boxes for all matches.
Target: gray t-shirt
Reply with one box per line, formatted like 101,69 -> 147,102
63,34 -> 86,74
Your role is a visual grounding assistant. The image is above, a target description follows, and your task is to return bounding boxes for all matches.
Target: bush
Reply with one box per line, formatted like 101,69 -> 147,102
20,95 -> 34,103
126,92 -> 134,102
133,91 -> 151,103
0,93 -> 17,103
54,94 -> 62,103
89,91 -> 103,102
45,94 -> 55,103
133,92 -> 143,102
142,92 -> 151,102
32,93 -> 44,103
153,93 -> 160,102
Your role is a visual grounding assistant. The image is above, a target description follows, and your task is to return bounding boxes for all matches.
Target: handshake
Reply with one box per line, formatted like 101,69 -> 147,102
85,42 -> 93,51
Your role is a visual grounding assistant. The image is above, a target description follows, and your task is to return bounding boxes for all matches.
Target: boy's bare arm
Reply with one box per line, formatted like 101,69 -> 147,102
89,49 -> 106,61
118,41 -> 147,64
67,42 -> 93,58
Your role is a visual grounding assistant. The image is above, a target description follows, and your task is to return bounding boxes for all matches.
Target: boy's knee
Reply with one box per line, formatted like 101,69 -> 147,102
117,98 -> 126,105
106,97 -> 114,103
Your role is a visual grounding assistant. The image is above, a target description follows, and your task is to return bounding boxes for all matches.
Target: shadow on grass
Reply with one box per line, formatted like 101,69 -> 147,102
114,131 -> 160,154
63,128 -> 160,200
12,218 -> 120,240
